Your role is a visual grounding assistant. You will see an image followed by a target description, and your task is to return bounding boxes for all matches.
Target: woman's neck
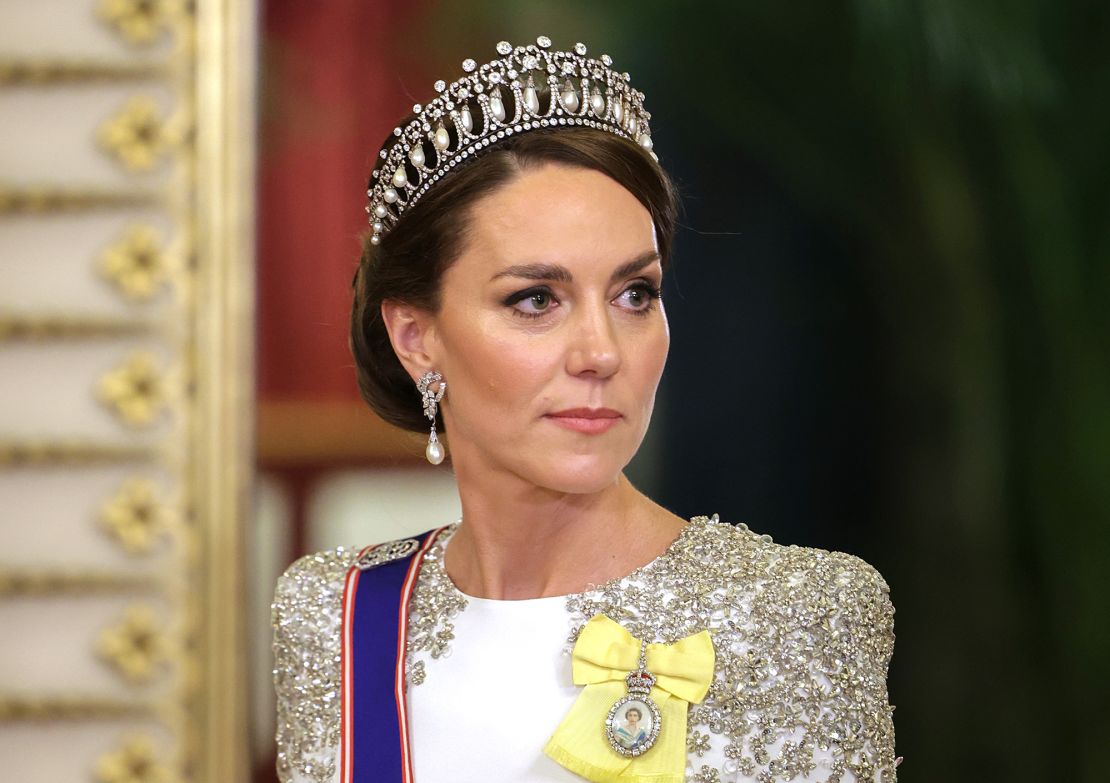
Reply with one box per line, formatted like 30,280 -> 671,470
443,471 -> 686,600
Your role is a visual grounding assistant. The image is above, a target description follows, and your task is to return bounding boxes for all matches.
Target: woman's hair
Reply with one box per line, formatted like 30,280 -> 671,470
350,119 -> 681,433
625,707 -> 642,721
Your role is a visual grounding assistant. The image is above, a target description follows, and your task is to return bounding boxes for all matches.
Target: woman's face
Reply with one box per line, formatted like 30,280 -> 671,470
427,162 -> 669,495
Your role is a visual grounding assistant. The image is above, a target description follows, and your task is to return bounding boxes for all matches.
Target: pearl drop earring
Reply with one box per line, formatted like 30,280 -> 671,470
417,370 -> 447,465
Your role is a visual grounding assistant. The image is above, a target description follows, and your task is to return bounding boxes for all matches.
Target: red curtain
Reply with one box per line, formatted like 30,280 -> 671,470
257,0 -> 427,405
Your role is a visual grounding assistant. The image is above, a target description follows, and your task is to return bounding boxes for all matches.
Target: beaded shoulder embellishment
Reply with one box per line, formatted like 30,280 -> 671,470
403,524 -> 468,686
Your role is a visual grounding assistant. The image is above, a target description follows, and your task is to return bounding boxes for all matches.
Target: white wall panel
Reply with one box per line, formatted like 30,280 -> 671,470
0,341 -> 176,440
0,0 -> 174,60
0,83 -> 179,185
0,211 -> 176,313
0,467 -> 177,567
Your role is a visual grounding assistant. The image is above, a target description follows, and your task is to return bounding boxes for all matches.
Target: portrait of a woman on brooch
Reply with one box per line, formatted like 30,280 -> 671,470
272,35 -> 898,783
615,706 -> 648,750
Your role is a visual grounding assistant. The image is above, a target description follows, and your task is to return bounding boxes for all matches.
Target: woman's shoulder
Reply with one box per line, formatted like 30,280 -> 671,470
271,548 -> 360,783
685,512 -> 892,593
272,545 -> 361,616
673,516 -> 900,780
271,537 -> 413,783
679,514 -> 895,643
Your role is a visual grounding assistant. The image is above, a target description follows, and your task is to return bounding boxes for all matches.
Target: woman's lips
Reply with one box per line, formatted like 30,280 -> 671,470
544,408 -> 622,434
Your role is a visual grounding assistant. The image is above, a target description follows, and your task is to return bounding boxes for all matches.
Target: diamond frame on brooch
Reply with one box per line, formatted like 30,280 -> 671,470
365,35 -> 657,246
604,647 -> 663,757
605,691 -> 662,757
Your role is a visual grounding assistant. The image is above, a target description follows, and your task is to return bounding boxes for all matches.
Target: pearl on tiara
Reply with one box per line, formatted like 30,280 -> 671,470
365,36 -> 657,245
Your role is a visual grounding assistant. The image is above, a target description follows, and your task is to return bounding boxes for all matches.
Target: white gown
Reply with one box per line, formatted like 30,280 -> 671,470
273,515 -> 900,783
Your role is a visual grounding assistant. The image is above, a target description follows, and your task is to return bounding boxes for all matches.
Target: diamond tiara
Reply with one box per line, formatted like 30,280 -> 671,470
366,35 -> 657,245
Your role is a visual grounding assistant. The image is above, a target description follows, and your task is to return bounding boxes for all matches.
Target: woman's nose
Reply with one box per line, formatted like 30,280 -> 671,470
565,301 -> 621,378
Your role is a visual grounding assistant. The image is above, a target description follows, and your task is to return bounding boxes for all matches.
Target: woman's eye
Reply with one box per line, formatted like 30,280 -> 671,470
616,282 -> 661,312
528,291 -> 552,310
506,287 -> 557,318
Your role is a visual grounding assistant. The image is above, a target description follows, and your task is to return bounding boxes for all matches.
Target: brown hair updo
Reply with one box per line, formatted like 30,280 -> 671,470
350,116 -> 680,434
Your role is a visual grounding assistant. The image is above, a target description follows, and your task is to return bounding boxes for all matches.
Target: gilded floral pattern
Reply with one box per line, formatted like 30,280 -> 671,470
99,478 -> 172,554
96,352 -> 166,427
97,605 -> 168,683
98,226 -> 171,301
94,734 -> 171,783
97,97 -> 176,171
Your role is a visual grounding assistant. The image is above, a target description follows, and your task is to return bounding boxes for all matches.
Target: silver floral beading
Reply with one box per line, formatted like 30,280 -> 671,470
366,35 -> 656,245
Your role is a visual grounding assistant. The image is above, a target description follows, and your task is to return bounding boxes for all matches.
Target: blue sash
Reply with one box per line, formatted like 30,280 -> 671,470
340,528 -> 445,783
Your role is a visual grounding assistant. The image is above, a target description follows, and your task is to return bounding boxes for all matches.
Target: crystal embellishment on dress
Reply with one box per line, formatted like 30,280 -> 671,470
271,516 -> 899,783
605,639 -> 663,757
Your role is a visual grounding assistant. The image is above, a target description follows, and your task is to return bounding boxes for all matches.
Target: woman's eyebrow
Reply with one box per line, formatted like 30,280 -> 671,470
608,251 -> 661,282
489,250 -> 661,283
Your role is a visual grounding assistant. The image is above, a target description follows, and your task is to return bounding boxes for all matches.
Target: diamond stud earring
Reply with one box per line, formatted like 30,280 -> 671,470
417,370 -> 447,464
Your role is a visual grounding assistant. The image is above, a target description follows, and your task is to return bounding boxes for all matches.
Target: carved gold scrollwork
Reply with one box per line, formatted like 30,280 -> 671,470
0,315 -> 152,341
0,696 -> 152,722
94,734 -> 172,783
97,605 -> 169,684
0,187 -> 157,214
99,225 -> 173,301
0,441 -> 155,466
0,571 -> 156,597
97,352 -> 170,427
97,0 -> 190,48
0,60 -> 165,86
100,478 -> 173,554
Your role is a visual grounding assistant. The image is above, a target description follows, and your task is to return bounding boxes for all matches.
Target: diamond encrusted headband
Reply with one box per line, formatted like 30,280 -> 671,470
366,35 -> 657,245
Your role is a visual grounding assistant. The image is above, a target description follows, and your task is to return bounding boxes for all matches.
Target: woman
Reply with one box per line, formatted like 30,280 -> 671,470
273,36 -> 898,783
615,707 -> 648,750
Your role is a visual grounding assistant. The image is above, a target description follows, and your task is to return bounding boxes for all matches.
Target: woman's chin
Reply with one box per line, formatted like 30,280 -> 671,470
525,453 -> 630,495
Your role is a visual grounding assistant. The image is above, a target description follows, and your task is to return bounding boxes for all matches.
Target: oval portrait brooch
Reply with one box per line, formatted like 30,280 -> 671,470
604,640 -> 662,756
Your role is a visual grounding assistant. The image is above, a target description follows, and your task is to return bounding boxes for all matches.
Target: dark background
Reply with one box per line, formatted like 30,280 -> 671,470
257,1 -> 1110,780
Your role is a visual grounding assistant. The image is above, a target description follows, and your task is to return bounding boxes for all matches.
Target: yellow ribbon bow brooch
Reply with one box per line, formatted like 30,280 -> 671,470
544,614 -> 716,783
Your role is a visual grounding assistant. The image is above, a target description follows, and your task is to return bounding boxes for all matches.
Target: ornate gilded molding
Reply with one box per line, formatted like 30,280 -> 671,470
98,0 -> 190,48
0,441 -> 156,467
0,186 -> 158,214
0,696 -> 152,722
0,1 -> 254,780
99,225 -> 175,301
94,734 -> 172,783
0,60 -> 166,86
0,315 -> 153,341
97,605 -> 170,684
0,571 -> 157,597
96,352 -> 173,428
100,478 -> 174,555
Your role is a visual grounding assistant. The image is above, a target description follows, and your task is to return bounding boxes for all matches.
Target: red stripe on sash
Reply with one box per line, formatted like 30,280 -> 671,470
340,545 -> 374,783
395,530 -> 444,782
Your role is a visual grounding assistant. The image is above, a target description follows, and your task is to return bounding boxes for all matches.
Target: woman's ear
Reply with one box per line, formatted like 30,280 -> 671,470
380,299 -> 439,382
